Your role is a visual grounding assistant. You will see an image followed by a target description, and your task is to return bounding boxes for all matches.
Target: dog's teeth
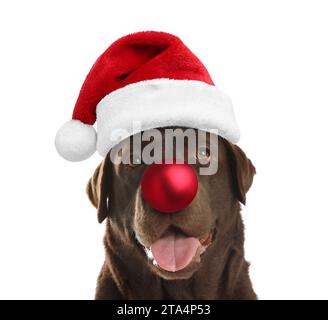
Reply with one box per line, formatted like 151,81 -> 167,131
199,246 -> 206,255
144,247 -> 153,260
152,259 -> 158,266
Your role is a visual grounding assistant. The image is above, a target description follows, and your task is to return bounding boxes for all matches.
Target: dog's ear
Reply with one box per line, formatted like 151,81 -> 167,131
87,163 -> 102,208
86,161 -> 110,223
224,141 -> 256,205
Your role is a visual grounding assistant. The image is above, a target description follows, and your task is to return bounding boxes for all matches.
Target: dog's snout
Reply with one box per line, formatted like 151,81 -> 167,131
141,163 -> 198,213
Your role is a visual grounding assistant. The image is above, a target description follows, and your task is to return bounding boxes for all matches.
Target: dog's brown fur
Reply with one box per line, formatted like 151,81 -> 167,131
87,130 -> 256,299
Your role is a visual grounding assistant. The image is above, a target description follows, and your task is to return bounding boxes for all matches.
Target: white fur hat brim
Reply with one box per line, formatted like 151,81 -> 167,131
55,79 -> 240,161
96,79 -> 240,157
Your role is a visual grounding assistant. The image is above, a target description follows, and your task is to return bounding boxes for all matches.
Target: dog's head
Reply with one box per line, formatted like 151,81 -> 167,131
87,128 -> 255,280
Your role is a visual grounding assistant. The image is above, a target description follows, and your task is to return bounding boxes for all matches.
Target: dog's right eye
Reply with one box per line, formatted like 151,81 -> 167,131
123,153 -> 142,168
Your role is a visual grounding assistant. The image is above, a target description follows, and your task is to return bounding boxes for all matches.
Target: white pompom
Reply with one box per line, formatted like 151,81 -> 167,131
55,120 -> 97,161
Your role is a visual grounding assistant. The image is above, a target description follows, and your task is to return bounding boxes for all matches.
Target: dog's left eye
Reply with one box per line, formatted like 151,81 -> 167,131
196,146 -> 210,164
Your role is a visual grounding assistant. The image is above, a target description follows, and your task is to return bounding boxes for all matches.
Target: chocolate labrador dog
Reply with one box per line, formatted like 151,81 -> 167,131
87,128 -> 256,299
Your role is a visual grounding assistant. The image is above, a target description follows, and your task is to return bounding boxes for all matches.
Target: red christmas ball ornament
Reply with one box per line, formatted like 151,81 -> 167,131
141,163 -> 198,213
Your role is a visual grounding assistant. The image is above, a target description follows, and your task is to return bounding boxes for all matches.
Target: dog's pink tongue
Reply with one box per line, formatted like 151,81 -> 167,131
150,230 -> 200,272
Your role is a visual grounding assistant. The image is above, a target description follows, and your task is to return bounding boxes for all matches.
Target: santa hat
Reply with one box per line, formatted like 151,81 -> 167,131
55,31 -> 240,161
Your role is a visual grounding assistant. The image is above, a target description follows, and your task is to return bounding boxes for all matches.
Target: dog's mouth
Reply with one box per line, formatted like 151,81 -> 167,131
142,226 -> 215,273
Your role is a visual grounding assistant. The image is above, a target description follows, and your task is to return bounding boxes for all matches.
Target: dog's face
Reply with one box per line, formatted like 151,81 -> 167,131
87,128 -> 255,280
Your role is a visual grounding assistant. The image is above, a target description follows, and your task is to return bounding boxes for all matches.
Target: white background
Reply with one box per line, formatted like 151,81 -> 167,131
0,0 -> 328,300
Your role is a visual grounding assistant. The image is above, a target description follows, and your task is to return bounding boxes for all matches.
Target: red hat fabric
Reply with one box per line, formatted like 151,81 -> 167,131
55,31 -> 240,161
